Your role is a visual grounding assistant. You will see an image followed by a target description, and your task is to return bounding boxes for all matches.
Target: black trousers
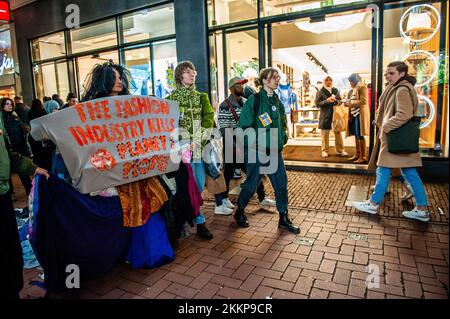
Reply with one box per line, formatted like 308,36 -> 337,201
0,191 -> 24,299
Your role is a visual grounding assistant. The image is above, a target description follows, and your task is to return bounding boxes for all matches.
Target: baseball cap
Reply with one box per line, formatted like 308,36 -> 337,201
228,77 -> 248,88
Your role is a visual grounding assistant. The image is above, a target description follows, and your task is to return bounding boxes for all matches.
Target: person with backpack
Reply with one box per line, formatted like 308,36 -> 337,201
233,68 -> 300,233
216,77 -> 276,215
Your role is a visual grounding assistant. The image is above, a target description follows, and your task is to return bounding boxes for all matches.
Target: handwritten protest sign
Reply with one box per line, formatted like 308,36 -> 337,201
30,95 -> 180,194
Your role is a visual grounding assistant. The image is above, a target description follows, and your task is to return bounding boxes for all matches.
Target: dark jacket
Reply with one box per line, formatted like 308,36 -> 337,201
1,111 -> 30,156
14,103 -> 30,124
315,87 -> 341,130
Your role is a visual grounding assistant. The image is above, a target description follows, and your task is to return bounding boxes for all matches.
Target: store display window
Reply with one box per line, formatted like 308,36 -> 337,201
383,2 -> 448,157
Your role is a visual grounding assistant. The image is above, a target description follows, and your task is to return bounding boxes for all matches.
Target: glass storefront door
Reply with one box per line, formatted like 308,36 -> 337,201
268,8 -> 375,164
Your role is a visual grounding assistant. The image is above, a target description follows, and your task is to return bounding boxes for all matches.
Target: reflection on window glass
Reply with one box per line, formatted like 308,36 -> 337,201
383,3 -> 447,156
33,61 -> 69,101
31,32 -> 66,62
261,0 -> 364,17
124,47 -> 152,95
152,40 -> 177,98
208,0 -> 257,26
71,19 -> 117,54
76,51 -> 119,98
121,4 -> 175,43
226,30 -> 259,92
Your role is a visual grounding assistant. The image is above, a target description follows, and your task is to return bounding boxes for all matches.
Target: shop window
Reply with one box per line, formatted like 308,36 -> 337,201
271,8 -> 373,163
383,3 -> 448,157
208,0 -> 257,26
121,4 -> 175,44
76,51 -> 119,98
124,47 -> 152,95
151,40 -> 177,99
31,32 -> 66,62
71,19 -> 117,54
261,0 -> 366,18
33,61 -> 70,101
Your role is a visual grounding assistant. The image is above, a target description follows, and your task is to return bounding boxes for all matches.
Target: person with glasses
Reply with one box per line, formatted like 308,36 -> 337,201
233,67 -> 300,234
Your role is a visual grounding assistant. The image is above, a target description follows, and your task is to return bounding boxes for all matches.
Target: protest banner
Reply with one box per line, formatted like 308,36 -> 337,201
30,95 -> 180,194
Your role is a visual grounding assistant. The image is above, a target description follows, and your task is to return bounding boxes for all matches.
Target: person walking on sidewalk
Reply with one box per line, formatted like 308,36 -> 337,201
345,73 -> 370,164
233,67 -> 300,234
315,76 -> 347,158
216,77 -> 276,215
353,61 -> 429,222
167,61 -> 215,239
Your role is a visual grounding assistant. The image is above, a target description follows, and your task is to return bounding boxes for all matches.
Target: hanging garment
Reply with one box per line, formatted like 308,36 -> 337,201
276,83 -> 298,114
117,177 -> 169,228
30,175 -> 131,293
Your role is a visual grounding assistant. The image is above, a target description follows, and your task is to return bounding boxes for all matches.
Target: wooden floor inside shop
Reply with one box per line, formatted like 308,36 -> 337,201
282,145 -> 355,163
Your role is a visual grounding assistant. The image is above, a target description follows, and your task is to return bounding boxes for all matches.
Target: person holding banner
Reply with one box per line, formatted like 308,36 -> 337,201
167,61 -> 215,240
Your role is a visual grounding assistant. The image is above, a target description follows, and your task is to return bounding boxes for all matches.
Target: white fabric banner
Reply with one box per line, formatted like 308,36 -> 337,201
31,95 -> 180,194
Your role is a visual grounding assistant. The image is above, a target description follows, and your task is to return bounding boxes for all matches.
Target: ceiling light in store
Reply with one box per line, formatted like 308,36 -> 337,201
400,4 -> 440,43
295,12 -> 366,34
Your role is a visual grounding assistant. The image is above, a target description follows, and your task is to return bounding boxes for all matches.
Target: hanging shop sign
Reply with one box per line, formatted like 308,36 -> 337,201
30,95 -> 181,193
0,52 -> 14,75
0,1 -> 10,22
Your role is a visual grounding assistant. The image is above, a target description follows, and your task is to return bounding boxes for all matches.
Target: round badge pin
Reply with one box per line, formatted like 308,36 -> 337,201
271,105 -> 277,112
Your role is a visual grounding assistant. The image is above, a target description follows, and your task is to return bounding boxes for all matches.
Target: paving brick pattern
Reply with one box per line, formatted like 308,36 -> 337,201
16,171 -> 448,299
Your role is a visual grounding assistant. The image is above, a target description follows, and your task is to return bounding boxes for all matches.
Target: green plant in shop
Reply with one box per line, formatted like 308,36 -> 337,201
231,59 -> 259,78
166,62 -> 176,91
438,53 -> 448,85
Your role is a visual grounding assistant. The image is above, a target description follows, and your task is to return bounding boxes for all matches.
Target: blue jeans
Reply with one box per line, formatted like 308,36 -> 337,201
190,161 -> 206,225
238,151 -> 288,214
370,167 -> 428,207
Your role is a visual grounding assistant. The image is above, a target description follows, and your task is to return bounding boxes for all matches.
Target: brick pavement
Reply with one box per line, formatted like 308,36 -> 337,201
14,171 -> 449,299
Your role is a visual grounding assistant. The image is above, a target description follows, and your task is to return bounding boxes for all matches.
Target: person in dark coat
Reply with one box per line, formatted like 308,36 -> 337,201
315,76 -> 346,158
27,99 -> 49,168
1,98 -> 33,195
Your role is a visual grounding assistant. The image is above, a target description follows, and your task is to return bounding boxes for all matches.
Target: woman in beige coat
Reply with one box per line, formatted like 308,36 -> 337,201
353,61 -> 429,222
344,73 -> 370,163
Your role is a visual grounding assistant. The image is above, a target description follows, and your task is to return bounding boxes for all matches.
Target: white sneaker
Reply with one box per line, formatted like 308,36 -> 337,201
337,151 -> 348,157
321,151 -> 328,158
222,198 -> 235,209
402,208 -> 430,222
352,200 -> 379,215
233,169 -> 242,179
214,204 -> 233,215
259,198 -> 276,207
400,190 -> 414,201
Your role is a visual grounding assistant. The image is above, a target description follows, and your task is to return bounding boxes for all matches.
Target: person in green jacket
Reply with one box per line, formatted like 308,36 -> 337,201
167,61 -> 215,240
234,67 -> 300,234
1,115 -> 49,299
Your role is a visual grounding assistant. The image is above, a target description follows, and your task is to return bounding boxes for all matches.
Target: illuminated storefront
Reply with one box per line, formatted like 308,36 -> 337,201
208,0 -> 449,168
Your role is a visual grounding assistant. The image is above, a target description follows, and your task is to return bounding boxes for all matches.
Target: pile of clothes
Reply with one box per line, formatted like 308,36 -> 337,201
29,160 -> 202,295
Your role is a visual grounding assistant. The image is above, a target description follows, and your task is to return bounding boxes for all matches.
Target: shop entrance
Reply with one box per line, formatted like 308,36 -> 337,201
267,8 -> 375,164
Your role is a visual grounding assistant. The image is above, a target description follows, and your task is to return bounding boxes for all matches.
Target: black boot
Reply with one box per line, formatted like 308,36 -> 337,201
197,223 -> 213,240
279,211 -> 300,234
234,209 -> 249,228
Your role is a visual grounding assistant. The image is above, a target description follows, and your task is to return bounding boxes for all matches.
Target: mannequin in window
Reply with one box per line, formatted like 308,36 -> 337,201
276,73 -> 298,138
